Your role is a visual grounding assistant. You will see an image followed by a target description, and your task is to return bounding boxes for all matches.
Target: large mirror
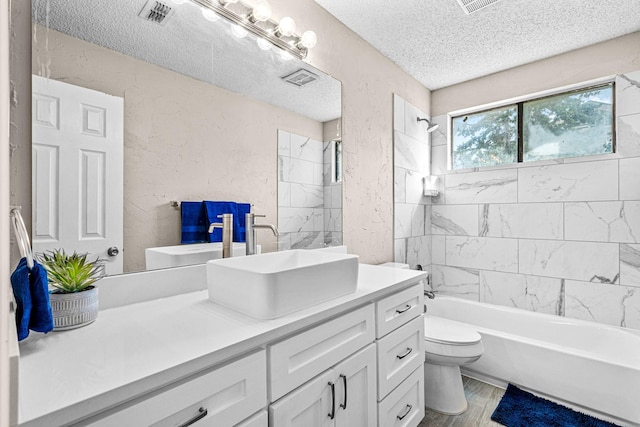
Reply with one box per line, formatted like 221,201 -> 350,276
27,0 -> 342,275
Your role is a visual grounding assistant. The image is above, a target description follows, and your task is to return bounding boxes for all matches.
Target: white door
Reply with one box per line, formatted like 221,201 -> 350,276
269,370 -> 335,427
31,75 -> 124,275
334,344 -> 377,427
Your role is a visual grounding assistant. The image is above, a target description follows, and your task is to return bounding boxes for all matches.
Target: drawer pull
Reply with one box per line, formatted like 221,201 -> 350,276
177,407 -> 208,427
396,304 -> 412,314
339,374 -> 347,409
397,347 -> 413,359
397,404 -> 412,420
328,381 -> 336,420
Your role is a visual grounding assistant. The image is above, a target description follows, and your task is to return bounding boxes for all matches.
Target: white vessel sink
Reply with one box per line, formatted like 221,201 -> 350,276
206,249 -> 359,319
145,242 -> 258,270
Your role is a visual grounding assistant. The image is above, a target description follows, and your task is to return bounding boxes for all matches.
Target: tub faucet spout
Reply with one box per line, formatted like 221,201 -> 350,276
424,290 -> 436,299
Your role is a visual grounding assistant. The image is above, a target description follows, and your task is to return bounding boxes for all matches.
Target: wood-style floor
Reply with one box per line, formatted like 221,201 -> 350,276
418,376 -> 505,427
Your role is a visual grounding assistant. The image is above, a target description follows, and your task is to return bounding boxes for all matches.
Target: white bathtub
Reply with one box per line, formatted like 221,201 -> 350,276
428,296 -> 640,426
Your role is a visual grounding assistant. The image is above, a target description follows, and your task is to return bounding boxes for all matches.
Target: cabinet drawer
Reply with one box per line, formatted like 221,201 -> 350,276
269,304 -> 375,401
88,350 -> 267,427
376,284 -> 423,338
236,410 -> 267,427
377,315 -> 424,400
377,366 -> 424,427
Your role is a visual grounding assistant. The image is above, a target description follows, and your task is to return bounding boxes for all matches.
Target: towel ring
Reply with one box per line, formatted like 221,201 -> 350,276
10,207 -> 34,270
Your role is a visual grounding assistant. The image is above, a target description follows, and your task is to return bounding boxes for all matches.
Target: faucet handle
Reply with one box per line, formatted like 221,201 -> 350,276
217,213 -> 233,219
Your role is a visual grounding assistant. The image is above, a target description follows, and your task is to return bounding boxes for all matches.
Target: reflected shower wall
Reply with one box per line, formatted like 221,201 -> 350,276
278,129 -> 342,250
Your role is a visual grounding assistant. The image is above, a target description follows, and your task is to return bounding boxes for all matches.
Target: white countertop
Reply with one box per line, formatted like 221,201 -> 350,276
18,264 -> 426,427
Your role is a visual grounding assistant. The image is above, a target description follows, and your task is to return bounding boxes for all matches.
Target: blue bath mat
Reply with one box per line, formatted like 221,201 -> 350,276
491,384 -> 621,427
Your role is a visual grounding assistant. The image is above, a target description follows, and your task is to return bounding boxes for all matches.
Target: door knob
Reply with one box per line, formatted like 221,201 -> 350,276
107,246 -> 120,257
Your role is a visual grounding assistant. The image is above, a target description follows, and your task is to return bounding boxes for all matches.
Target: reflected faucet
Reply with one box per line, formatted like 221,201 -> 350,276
209,213 -> 233,258
245,213 -> 279,255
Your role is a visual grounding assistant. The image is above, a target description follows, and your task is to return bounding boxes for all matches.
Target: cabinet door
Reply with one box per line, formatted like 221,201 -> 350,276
269,304 -> 375,400
269,370 -> 334,427
334,344 -> 377,427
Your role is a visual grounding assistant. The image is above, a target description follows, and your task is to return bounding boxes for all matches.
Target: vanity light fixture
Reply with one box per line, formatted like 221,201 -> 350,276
190,0 -> 317,59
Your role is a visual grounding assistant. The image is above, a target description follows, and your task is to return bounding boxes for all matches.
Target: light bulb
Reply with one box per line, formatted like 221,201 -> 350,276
299,30 -> 317,49
257,38 -> 272,51
231,24 -> 248,38
170,0 -> 187,4
201,8 -> 220,21
276,17 -> 296,37
250,0 -> 272,22
279,49 -> 293,61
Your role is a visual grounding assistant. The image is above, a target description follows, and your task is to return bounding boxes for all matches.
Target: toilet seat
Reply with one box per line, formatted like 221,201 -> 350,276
424,316 -> 481,345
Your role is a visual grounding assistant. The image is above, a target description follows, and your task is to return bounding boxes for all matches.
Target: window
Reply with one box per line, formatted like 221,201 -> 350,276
451,83 -> 614,169
332,140 -> 342,183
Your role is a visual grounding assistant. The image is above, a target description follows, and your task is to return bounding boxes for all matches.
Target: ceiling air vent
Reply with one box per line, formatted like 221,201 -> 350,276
138,0 -> 175,25
456,0 -> 503,15
282,69 -> 319,87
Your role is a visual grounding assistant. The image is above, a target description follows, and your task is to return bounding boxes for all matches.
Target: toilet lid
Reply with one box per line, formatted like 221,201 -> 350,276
424,315 -> 482,345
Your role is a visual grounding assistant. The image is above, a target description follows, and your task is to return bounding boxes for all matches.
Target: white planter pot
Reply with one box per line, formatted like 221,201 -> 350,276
49,286 -> 99,330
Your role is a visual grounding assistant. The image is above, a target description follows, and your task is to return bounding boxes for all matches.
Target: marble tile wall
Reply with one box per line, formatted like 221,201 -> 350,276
426,71 -> 640,330
323,141 -> 343,247
393,95 -> 432,272
278,130 -> 325,250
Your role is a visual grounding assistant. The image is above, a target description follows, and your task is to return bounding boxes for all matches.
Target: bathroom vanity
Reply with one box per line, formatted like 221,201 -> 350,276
17,263 -> 426,427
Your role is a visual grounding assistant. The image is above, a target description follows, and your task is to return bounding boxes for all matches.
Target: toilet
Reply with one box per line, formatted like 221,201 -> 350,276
423,314 -> 484,414
379,262 -> 484,415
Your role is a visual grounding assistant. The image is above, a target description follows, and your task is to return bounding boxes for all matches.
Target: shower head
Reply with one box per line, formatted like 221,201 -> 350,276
417,117 -> 439,133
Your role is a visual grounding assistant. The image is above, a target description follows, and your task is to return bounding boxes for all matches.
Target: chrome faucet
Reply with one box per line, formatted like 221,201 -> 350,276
245,213 -> 279,255
208,213 -> 233,258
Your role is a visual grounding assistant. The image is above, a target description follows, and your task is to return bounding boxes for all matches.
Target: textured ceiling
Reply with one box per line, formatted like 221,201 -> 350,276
314,0 -> 640,90
31,0 -> 341,122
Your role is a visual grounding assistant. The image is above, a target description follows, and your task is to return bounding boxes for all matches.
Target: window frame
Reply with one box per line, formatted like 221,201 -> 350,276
448,78 -> 616,170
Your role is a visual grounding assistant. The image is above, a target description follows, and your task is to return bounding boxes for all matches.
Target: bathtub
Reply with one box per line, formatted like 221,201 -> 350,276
427,296 -> 640,426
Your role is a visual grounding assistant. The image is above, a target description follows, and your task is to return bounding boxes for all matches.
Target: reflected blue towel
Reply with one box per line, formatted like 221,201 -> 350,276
203,201 -> 251,242
10,258 -> 54,340
181,201 -> 208,244
204,201 -> 238,243
235,203 -> 251,242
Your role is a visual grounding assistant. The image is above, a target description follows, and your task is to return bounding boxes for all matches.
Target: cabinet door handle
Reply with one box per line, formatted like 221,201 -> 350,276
397,404 -> 412,420
395,304 -> 411,314
177,407 -> 208,427
328,381 -> 336,420
397,347 -> 413,359
339,374 -> 347,409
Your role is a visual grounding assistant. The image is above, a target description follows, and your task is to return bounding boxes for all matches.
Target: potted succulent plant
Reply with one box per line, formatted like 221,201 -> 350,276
38,249 -> 105,330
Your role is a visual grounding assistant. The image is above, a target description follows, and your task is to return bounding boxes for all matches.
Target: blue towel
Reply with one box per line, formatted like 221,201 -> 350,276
203,201 -> 251,242
10,258 -> 54,340
181,201 -> 209,244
